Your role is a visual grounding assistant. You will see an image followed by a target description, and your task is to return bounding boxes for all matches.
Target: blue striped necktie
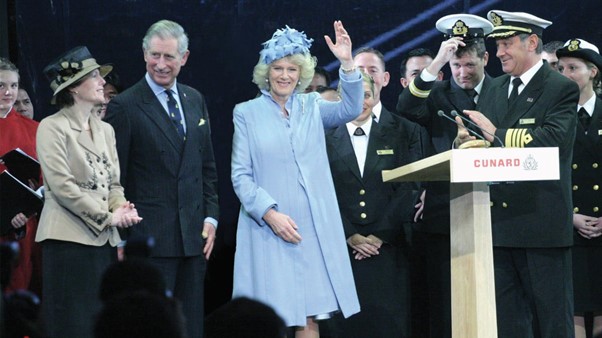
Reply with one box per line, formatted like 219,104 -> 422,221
165,89 -> 185,139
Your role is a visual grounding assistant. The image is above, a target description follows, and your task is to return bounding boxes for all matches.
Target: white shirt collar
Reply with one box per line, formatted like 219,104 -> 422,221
512,59 -> 544,89
346,116 -> 373,138
579,94 -> 596,117
145,73 -> 179,97
474,77 -> 485,95
372,101 -> 382,122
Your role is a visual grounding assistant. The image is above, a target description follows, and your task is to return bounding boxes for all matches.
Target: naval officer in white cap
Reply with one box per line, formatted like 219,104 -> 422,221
455,10 -> 579,338
395,13 -> 494,338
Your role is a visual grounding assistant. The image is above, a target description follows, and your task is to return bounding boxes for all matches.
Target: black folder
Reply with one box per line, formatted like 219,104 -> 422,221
0,148 -> 40,185
0,170 -> 43,235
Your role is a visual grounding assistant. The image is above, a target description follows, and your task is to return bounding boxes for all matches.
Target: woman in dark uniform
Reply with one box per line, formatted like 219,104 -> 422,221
557,38 -> 602,338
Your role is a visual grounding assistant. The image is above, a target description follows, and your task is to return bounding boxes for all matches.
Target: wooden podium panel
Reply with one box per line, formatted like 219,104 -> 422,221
449,182 -> 496,338
382,148 -> 559,338
382,150 -> 452,182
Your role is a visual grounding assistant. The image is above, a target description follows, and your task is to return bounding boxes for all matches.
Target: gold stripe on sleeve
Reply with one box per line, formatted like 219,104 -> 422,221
505,128 -> 533,147
408,80 -> 430,98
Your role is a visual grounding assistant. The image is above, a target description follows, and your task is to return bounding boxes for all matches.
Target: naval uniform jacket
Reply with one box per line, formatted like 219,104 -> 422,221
396,74 -> 492,234
572,96 -> 602,247
326,115 -> 425,243
325,112 -> 422,338
477,64 -> 579,248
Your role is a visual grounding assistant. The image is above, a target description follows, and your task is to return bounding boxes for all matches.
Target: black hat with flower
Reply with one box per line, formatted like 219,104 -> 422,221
44,46 -> 112,103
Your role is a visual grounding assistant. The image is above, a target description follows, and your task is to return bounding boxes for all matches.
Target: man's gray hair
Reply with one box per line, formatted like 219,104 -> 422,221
142,20 -> 189,57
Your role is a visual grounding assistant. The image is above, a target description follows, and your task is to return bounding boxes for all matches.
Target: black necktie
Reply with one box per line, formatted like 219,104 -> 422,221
165,90 -> 185,139
578,107 -> 591,130
353,127 -> 365,136
508,77 -> 522,106
465,89 -> 477,101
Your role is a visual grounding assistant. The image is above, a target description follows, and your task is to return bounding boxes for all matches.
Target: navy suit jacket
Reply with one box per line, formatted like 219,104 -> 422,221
105,78 -> 219,257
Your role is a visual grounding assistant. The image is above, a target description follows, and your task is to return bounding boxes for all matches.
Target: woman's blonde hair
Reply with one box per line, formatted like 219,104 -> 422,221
361,70 -> 375,97
252,53 -> 317,92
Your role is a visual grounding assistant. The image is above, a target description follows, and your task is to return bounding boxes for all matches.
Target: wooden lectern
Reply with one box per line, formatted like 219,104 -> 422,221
382,147 -> 559,338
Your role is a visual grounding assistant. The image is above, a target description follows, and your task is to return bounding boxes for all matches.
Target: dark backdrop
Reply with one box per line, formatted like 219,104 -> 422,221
5,0 -> 602,313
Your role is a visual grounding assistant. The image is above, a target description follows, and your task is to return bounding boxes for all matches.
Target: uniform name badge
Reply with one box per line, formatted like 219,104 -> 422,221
519,118 -> 535,125
377,149 -> 394,155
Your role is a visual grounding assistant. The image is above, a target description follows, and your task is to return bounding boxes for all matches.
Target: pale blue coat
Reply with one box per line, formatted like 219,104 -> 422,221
231,69 -> 362,326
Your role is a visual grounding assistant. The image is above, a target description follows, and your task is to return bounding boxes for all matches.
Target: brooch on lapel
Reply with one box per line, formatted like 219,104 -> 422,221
198,118 -> 206,126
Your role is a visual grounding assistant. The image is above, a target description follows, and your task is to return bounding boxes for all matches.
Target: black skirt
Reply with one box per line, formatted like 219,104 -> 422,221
572,245 -> 602,313
41,239 -> 116,338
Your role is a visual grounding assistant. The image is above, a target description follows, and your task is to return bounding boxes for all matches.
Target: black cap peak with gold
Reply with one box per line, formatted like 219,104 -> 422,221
436,14 -> 493,42
486,10 -> 552,39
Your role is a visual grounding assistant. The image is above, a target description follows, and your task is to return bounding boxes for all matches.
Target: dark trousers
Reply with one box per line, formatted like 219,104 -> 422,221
41,240 -> 116,338
493,247 -> 574,338
410,231 -> 451,338
152,255 -> 207,338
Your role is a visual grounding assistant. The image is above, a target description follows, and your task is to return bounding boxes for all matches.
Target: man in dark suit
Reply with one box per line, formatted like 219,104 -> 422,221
395,14 -> 493,338
456,10 -> 579,338
325,72 -> 424,338
105,20 -> 219,338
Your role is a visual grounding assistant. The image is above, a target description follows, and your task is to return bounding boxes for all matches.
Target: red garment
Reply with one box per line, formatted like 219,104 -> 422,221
0,107 -> 42,294
0,107 -> 39,171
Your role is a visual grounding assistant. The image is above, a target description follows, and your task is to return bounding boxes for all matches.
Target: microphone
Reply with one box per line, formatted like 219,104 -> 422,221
450,110 -> 505,147
437,110 -> 489,147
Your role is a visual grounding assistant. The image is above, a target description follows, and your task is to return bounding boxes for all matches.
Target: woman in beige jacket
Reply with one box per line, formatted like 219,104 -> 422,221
36,46 -> 142,338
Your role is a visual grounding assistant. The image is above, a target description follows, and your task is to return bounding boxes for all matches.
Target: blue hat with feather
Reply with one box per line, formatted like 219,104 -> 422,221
259,26 -> 313,64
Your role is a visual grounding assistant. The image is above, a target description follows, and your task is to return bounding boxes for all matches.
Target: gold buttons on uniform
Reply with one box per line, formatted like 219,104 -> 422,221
594,185 -> 599,191
573,185 -> 579,191
594,207 -> 600,213
502,202 -> 508,208
490,201 -> 494,207
359,189 -> 366,195
360,213 -> 367,219
574,207 -> 580,213
572,164 -> 578,169
593,163 -> 599,169
359,201 -> 366,207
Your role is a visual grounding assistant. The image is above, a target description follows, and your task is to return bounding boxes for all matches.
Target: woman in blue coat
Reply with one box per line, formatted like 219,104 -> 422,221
231,21 -> 362,337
